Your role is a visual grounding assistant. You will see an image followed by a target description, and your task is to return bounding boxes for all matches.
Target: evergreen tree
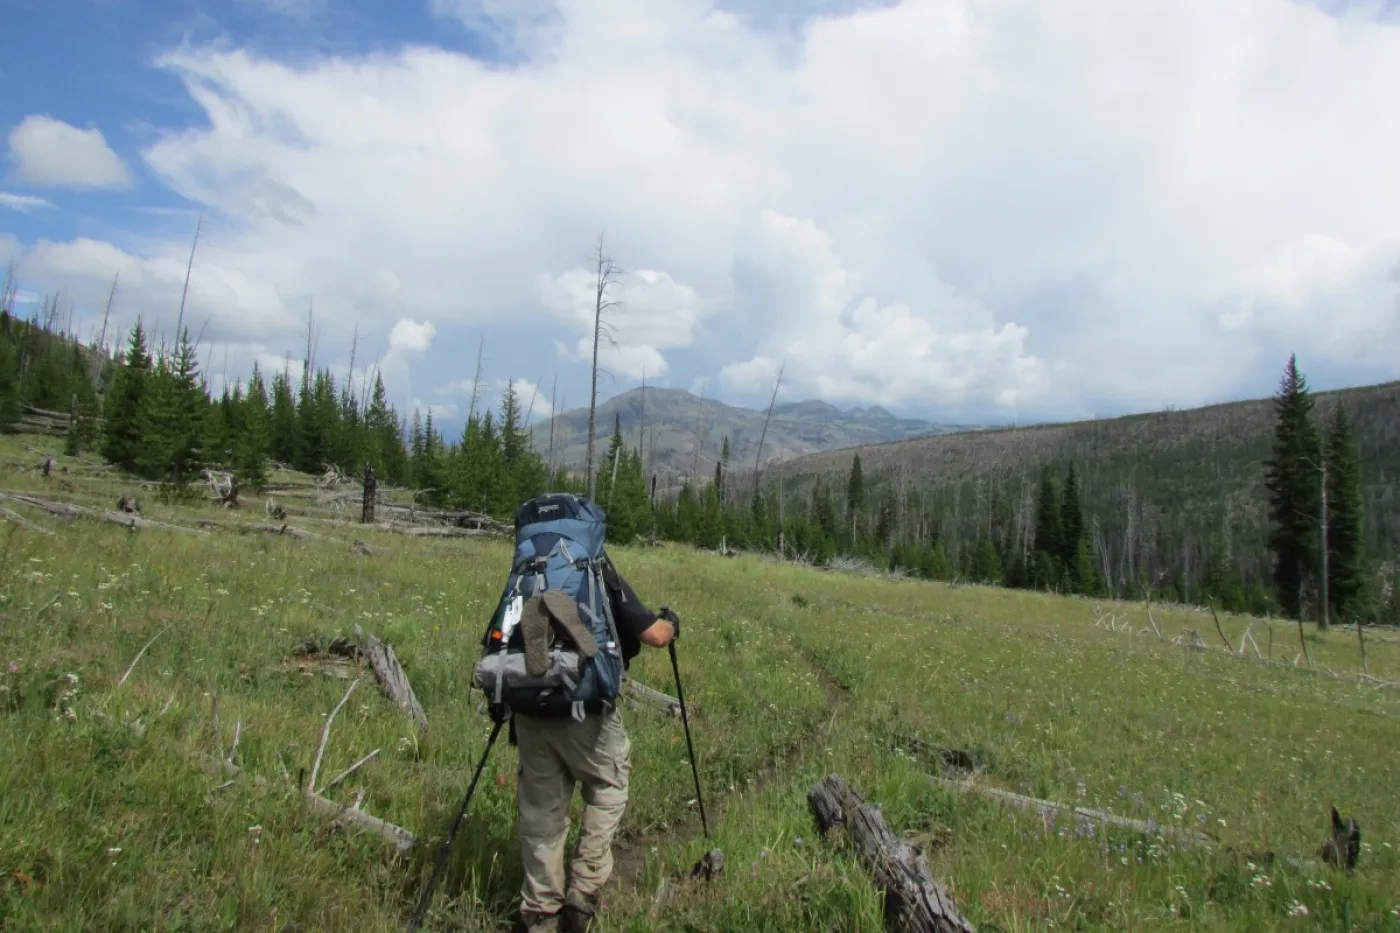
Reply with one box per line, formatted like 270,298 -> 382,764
236,364 -> 272,490
1059,463 -> 1087,590
597,412 -> 625,508
1201,536 -> 1246,613
674,480 -> 700,543
269,368 -> 299,466
1032,465 -> 1062,590
101,320 -> 153,473
846,453 -> 864,544
0,331 -> 24,432
137,328 -> 206,488
1325,404 -> 1365,622
969,536 -> 1003,584
1264,355 -> 1323,621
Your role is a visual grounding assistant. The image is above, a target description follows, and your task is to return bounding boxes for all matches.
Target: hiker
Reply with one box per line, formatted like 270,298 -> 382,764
512,559 -> 676,932
474,494 -> 679,933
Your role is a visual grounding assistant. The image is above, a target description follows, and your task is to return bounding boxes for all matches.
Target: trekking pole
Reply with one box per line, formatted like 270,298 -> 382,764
661,607 -> 709,838
407,717 -> 505,933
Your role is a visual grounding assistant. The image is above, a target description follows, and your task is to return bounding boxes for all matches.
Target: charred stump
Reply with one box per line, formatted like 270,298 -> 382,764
808,774 -> 976,933
361,463 -> 377,525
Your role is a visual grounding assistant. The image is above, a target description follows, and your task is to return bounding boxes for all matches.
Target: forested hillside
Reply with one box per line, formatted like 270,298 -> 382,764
757,370 -> 1400,621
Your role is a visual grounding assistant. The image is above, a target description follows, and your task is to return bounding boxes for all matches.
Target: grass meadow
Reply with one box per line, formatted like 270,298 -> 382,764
1,435 -> 1398,932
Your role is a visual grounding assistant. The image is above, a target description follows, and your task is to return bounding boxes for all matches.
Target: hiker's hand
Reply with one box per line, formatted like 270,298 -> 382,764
659,605 -> 680,640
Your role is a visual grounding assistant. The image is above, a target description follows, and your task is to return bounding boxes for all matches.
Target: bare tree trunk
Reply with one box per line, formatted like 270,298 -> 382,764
585,233 -> 623,500
750,361 -> 785,509
1320,460 -> 1330,630
174,214 -> 202,344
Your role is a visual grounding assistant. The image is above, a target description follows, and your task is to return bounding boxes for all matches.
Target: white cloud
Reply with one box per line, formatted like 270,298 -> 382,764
7,116 -> 133,190
388,318 -> 436,354
6,0 -> 1400,424
0,192 -> 54,212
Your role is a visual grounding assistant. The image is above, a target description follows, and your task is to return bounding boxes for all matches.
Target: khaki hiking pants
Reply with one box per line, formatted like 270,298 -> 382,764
514,708 -> 632,918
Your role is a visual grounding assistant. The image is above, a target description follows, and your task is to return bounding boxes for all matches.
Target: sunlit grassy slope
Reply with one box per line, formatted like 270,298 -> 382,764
1,435 -> 1398,932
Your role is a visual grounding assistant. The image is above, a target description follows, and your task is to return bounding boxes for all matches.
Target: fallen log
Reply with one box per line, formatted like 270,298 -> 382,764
932,775 -> 1216,848
624,679 -> 690,717
0,503 -> 53,535
355,625 -> 428,733
304,791 -> 415,854
396,525 -> 499,538
808,774 -> 976,933
1,493 -> 207,535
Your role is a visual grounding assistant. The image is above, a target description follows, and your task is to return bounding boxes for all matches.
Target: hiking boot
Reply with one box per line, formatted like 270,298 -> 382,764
511,910 -> 560,933
560,889 -> 596,933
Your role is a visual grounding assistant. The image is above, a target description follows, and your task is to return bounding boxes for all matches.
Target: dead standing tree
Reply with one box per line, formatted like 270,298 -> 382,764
361,464 -> 377,524
584,233 -> 625,500
750,361 -> 785,510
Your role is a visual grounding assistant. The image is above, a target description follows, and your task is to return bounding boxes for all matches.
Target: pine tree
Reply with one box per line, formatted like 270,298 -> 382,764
0,331 -> 23,432
1264,355 -> 1323,621
1059,464 -> 1086,590
1032,465 -> 1062,590
236,364 -> 272,490
269,368 -> 299,466
101,320 -> 153,473
1325,404 -> 1365,622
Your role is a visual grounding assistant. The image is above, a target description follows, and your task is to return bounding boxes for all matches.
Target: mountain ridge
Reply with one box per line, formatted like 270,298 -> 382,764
531,385 -> 979,481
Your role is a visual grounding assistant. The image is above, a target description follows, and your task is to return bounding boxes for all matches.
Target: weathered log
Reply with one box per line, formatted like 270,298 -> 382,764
397,525 -> 497,538
354,625 -> 428,732
304,791 -> 415,854
808,774 -> 977,933
0,503 -> 53,534
1,493 -> 206,535
624,679 -> 691,717
933,776 -> 1216,848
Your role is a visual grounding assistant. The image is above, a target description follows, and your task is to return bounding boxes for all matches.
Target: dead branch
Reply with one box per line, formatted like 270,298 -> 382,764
324,748 -> 380,792
1209,601 -> 1235,654
303,791 -> 415,855
309,677 -> 362,793
117,624 -> 173,688
808,774 -> 976,933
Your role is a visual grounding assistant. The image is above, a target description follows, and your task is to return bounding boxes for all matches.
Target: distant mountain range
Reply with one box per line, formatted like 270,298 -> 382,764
530,386 -> 977,482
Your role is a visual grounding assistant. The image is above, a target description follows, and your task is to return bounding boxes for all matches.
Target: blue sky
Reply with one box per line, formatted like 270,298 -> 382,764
4,0 -> 1400,441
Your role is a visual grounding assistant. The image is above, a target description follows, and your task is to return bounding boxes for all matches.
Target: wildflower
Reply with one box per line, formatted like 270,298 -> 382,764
106,847 -> 122,856
1287,900 -> 1309,917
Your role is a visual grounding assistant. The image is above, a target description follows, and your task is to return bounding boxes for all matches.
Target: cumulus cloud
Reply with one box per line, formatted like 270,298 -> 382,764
0,192 -> 54,212
7,116 -> 133,190
6,0 -> 1400,424
388,319 -> 436,354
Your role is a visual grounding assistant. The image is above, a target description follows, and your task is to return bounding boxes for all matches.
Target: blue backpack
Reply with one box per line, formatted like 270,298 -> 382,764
473,493 -> 625,721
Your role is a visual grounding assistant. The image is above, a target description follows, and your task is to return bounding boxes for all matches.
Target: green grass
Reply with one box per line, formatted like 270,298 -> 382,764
2,435 -> 1399,931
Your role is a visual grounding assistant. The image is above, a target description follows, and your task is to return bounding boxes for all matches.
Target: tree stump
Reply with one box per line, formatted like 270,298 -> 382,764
361,463 -> 377,524
808,774 -> 976,933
